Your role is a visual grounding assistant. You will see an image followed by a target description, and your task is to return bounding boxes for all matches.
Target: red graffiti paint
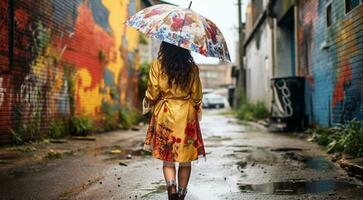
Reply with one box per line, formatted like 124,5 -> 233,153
15,8 -> 29,31
332,59 -> 352,107
300,0 -> 319,23
62,3 -> 115,91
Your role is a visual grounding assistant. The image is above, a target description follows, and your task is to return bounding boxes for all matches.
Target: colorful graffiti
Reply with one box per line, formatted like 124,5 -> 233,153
298,0 -> 363,125
0,0 -> 141,143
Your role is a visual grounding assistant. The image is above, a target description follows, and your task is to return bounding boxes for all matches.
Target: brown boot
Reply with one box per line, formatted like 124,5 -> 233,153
166,180 -> 178,200
178,187 -> 188,200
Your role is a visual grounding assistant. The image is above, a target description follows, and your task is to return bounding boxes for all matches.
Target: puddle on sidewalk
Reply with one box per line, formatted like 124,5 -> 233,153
238,179 -> 361,195
101,145 -> 152,161
270,147 -> 302,152
283,152 -> 334,171
206,136 -> 232,141
303,156 -> 334,171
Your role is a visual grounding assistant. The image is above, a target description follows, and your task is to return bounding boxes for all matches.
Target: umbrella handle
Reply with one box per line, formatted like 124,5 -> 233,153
188,1 -> 192,9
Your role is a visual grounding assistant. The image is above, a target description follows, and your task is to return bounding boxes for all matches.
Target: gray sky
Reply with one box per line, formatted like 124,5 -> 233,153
164,0 -> 247,64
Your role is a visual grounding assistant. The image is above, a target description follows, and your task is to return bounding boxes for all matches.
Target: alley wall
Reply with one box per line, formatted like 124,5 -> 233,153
298,0 -> 363,125
245,22 -> 273,109
0,0 -> 141,144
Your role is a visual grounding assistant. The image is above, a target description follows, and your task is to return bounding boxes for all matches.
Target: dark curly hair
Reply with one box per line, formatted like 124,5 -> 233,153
158,42 -> 196,90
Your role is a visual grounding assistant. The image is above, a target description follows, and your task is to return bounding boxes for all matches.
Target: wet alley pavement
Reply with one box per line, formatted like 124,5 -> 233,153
1,110 -> 363,200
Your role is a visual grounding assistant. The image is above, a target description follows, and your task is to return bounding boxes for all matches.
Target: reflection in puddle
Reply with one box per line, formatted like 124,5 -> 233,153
283,153 -> 335,171
303,156 -> 334,171
101,146 -> 152,161
238,179 -> 360,195
206,136 -> 232,141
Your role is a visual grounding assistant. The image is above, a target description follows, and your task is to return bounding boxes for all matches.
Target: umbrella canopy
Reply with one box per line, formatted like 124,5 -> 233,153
126,3 -> 231,62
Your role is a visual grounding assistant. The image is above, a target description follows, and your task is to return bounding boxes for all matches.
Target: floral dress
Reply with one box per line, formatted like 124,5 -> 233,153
144,60 -> 206,163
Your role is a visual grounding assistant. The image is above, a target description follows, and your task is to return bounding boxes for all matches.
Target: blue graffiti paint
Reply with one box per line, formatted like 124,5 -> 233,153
127,52 -> 137,81
304,0 -> 363,126
103,69 -> 120,101
128,0 -> 136,16
336,49 -> 363,123
308,4 -> 335,126
317,0 -> 324,14
101,100 -> 119,113
103,68 -> 115,87
88,0 -> 111,33
51,0 -> 83,32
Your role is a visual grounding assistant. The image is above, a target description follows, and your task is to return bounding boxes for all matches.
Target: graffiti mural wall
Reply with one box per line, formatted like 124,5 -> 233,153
0,0 -> 141,143
298,0 -> 363,126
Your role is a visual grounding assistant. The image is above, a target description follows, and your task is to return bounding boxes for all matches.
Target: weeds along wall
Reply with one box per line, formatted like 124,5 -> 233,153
0,0 -> 141,144
298,0 -> 363,126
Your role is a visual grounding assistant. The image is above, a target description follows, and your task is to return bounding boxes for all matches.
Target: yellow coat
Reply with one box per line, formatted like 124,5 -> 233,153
144,60 -> 206,163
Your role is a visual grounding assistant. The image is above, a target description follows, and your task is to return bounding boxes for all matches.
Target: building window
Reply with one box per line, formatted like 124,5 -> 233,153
345,0 -> 360,13
326,3 -> 332,27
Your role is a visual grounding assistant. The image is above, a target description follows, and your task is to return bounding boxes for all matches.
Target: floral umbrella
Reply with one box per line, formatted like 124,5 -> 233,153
126,3 -> 231,62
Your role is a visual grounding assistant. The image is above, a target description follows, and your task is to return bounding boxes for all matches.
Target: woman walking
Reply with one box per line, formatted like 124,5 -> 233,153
143,41 -> 206,200
127,3 -> 229,199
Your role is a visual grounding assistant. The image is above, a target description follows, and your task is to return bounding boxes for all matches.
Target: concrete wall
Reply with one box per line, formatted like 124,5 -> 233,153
0,0 -> 141,144
245,22 -> 273,108
298,0 -> 363,126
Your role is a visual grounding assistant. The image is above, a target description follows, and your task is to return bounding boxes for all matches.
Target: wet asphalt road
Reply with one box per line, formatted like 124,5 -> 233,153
1,110 -> 363,200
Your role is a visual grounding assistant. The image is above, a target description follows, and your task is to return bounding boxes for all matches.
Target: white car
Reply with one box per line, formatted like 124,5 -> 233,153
202,93 -> 225,109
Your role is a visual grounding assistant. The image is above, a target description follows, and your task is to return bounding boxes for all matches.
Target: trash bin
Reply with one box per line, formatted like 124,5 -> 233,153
270,77 -> 306,131
228,86 -> 235,108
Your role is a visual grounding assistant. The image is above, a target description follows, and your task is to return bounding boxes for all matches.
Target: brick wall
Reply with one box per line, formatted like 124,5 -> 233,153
298,0 -> 363,126
0,0 -> 141,144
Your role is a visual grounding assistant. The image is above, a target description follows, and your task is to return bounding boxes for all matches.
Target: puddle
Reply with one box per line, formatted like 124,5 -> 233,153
231,130 -> 246,133
234,149 -> 252,153
303,156 -> 334,171
104,146 -> 151,156
270,147 -> 302,152
8,165 -> 44,177
231,145 -> 252,148
102,146 -> 151,160
206,136 -> 232,141
238,179 -> 361,195
283,153 -> 334,171
236,161 -> 247,170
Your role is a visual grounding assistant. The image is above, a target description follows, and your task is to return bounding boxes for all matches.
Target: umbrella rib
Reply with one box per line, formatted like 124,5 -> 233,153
200,18 -> 210,57
178,10 -> 190,47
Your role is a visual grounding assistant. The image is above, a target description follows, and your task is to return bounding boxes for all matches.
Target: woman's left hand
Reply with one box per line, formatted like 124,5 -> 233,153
142,98 -> 152,115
